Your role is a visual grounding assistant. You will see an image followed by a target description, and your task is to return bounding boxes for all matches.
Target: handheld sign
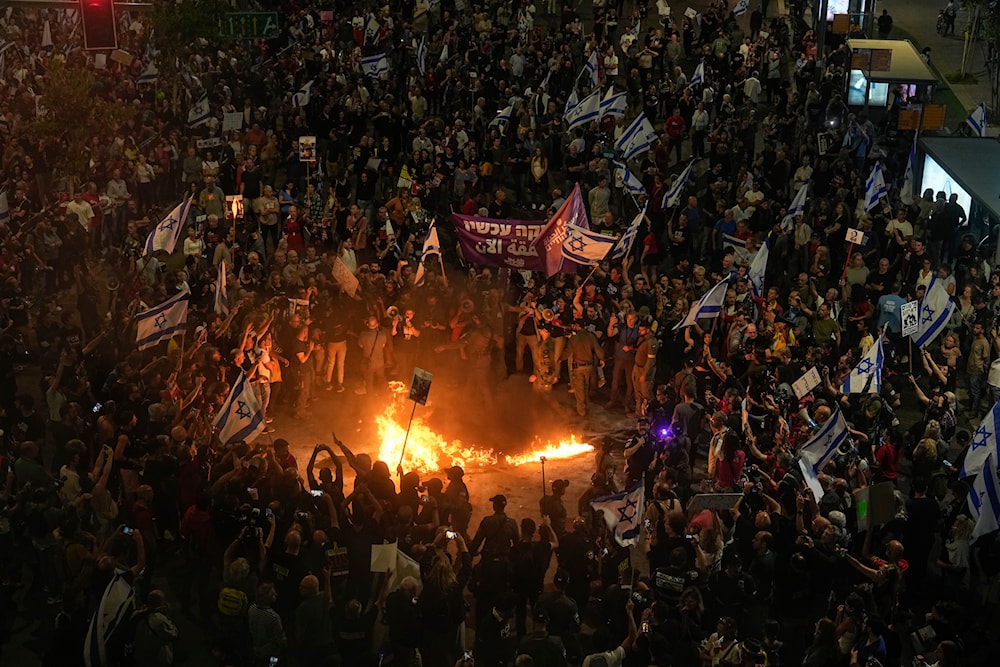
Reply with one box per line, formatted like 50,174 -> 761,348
900,300 -> 920,337
409,368 -> 433,406
792,367 -> 822,398
845,228 -> 865,245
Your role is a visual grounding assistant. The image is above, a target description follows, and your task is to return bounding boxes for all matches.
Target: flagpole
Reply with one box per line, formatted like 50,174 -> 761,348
397,400 -> 418,477
839,243 -> 855,287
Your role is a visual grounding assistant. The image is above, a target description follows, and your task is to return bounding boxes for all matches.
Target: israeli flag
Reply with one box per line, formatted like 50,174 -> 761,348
781,182 -> 809,231
842,335 -> 884,394
673,278 -> 729,330
967,102 -> 987,137
213,371 -> 266,445
540,69 -> 552,90
910,276 -> 955,348
662,160 -> 696,208
417,36 -> 427,75
0,191 -> 8,225
969,452 -> 1000,543
292,79 -> 313,107
689,59 -> 705,87
137,62 -> 158,85
489,104 -> 514,133
799,411 -> 850,472
960,397 -> 1000,478
615,113 -> 658,161
863,163 -> 887,213
364,14 -> 381,45
899,138 -> 916,205
144,198 -> 193,255
135,290 -> 189,351
188,92 -> 211,127
565,89 -> 580,114
215,260 -> 229,316
564,89 -> 602,130
590,482 -> 646,546
601,89 -> 629,119
733,0 -> 749,15
562,223 -> 618,265
414,221 -> 442,286
361,53 -> 389,78
747,235 -> 769,298
583,49 -> 599,86
611,208 -> 646,260
614,161 -> 646,195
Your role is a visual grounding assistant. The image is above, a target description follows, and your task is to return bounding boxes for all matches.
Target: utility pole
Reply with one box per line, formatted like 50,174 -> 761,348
816,0 -> 830,76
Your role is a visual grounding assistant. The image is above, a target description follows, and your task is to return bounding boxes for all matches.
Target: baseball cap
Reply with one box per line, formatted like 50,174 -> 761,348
489,494 -> 507,506
552,479 -> 569,491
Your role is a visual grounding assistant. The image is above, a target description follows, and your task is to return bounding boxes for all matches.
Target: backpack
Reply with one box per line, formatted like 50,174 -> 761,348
217,586 -> 249,617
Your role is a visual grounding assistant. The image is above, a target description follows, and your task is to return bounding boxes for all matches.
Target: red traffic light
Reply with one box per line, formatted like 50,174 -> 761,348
81,0 -> 118,51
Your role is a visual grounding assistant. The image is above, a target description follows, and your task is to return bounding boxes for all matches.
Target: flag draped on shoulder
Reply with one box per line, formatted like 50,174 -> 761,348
188,92 -> 210,127
612,208 -> 645,260
83,570 -> 135,667
213,371 -> 266,445
135,290 -> 189,351
799,411 -> 850,472
863,163 -> 887,213
414,221 -> 442,286
615,114 -> 658,161
361,53 -> 389,78
662,160 -> 696,209
590,482 -> 645,546
673,278 -> 728,330
910,276 -> 955,348
747,235 -> 769,298
215,260 -> 230,316
292,79 -> 314,107
561,223 -> 616,265
961,398 -> 1000,478
144,198 -> 193,255
564,90 -> 602,130
968,452 -> 1000,542
842,334 -> 884,394
967,102 -> 987,137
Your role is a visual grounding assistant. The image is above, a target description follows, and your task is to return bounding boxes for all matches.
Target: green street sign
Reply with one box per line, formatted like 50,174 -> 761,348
219,12 -> 280,40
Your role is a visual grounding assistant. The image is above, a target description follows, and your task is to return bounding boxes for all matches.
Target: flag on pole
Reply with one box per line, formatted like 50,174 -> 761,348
136,61 -> 158,85
842,334 -> 884,394
781,182 -> 809,231
960,397 -> 1000,478
600,89 -> 629,119
416,36 -> 427,75
489,105 -> 514,133
188,92 -> 211,127
213,371 -> 266,445
565,88 -> 580,114
583,49 -> 599,86
611,209 -> 645,260
910,276 -> 956,348
540,68 -> 552,90
863,163 -> 887,213
531,184 -> 590,276
673,278 -> 729,330
614,161 -> 646,195
364,14 -> 381,45
361,53 -> 390,78
292,79 -> 314,107
564,90 -> 602,130
438,42 -> 449,64
733,0 -> 749,15
562,224 -> 617,265
967,102 -> 987,137
899,138 -> 916,205
41,20 -> 53,49
414,221 -> 442,286
800,411 -> 850,472
144,198 -> 193,255
968,452 -> 1000,542
615,113 -> 658,161
590,482 -> 646,546
689,59 -> 705,86
747,235 -> 769,298
215,261 -> 230,316
135,291 -> 190,351
662,160 -> 696,208
84,572 -> 136,667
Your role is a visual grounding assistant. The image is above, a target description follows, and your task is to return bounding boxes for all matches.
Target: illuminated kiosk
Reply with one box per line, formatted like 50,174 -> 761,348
845,39 -> 938,110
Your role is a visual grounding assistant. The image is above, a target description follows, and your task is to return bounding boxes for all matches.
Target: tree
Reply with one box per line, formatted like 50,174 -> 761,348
149,0 -> 229,110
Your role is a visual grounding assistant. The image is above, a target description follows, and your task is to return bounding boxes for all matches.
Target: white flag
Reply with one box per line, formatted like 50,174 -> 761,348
842,334 -> 884,394
673,278 -> 728,330
414,222 -> 442,286
143,198 -> 193,255
747,235 -> 769,298
42,20 -> 53,49
439,42 -> 449,64
213,371 -> 266,445
969,452 -> 1000,543
135,291 -> 189,350
800,411 -> 850,472
590,483 -> 645,546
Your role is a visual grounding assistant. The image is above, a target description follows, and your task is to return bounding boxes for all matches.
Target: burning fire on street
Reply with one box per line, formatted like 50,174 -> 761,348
376,382 -> 593,473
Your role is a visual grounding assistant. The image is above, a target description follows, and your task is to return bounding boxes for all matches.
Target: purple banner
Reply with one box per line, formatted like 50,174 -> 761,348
452,214 -> 551,272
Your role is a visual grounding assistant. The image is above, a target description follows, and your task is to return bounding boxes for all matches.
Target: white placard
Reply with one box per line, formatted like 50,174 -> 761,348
196,137 -> 223,149
845,227 -> 865,244
370,541 -> 398,572
684,6 -> 699,18
900,300 -> 920,337
792,367 -> 822,399
222,112 -> 243,132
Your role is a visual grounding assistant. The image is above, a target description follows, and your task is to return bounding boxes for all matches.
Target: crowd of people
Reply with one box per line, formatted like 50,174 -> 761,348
0,0 -> 999,666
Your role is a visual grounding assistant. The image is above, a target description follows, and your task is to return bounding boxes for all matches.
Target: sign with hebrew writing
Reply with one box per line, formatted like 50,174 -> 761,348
452,214 -> 553,272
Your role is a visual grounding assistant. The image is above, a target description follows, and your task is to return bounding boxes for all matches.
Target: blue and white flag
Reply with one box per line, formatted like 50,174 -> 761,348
361,53 -> 389,78
842,334 -> 884,394
489,105 -> 514,133
863,163 -> 887,213
144,198 -> 193,255
911,276 -> 955,348
416,36 -> 427,75
781,182 -> 809,231
364,14 -> 381,45
135,290 -> 189,351
539,68 -> 552,90
673,278 -> 729,330
590,482 -> 646,546
969,452 -> 1000,542
144,198 -> 192,255
562,223 -> 617,265
414,221 -> 442,286
799,410 -> 850,472
960,397 -> 1000,478
0,191 -> 8,225
215,260 -> 229,316
899,137 -> 916,205
967,102 -> 987,137
747,235 -> 769,298
84,571 -> 135,667
662,160 -> 696,208
565,88 -> 580,114
136,62 -> 158,85
213,371 -> 266,445
583,49 -> 600,86
187,92 -> 211,127
614,161 -> 646,195
292,79 -> 313,107
615,113 -> 658,161
689,60 -> 705,86
564,89 -> 602,130
601,89 -> 629,119
0,39 -> 14,57
611,209 -> 645,260
733,0 -> 749,15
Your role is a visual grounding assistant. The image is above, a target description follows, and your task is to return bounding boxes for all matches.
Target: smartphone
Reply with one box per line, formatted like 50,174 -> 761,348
943,459 -> 953,468
310,489 -> 324,497
92,402 -> 103,414
641,621 -> 651,634
445,530 -> 457,540
265,508 -> 273,519
122,526 -> 134,535
463,651 -> 474,661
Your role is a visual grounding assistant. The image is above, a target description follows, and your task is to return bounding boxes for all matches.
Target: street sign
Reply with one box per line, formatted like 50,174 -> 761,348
218,12 -> 279,40
901,300 -> 920,337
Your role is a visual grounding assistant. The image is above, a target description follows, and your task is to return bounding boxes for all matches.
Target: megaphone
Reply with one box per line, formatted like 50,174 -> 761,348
798,408 -> 818,429
386,305 -> 400,319
106,277 -> 120,292
837,440 -> 856,457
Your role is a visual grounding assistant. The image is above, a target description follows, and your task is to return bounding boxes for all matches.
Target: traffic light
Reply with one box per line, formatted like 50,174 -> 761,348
81,0 -> 118,50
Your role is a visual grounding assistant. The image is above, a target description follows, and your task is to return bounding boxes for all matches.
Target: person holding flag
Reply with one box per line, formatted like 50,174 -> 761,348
673,278 -> 729,330
589,481 -> 645,546
213,371 -> 267,445
842,332 -> 884,394
799,410 -> 851,472
144,198 -> 194,256
135,290 -> 190,351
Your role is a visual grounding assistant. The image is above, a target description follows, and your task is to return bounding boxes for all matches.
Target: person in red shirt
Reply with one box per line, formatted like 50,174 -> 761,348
273,438 -> 298,471
663,108 -> 687,164
874,427 -> 902,483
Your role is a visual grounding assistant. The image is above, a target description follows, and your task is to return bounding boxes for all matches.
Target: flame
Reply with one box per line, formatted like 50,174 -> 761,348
375,381 -> 593,473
